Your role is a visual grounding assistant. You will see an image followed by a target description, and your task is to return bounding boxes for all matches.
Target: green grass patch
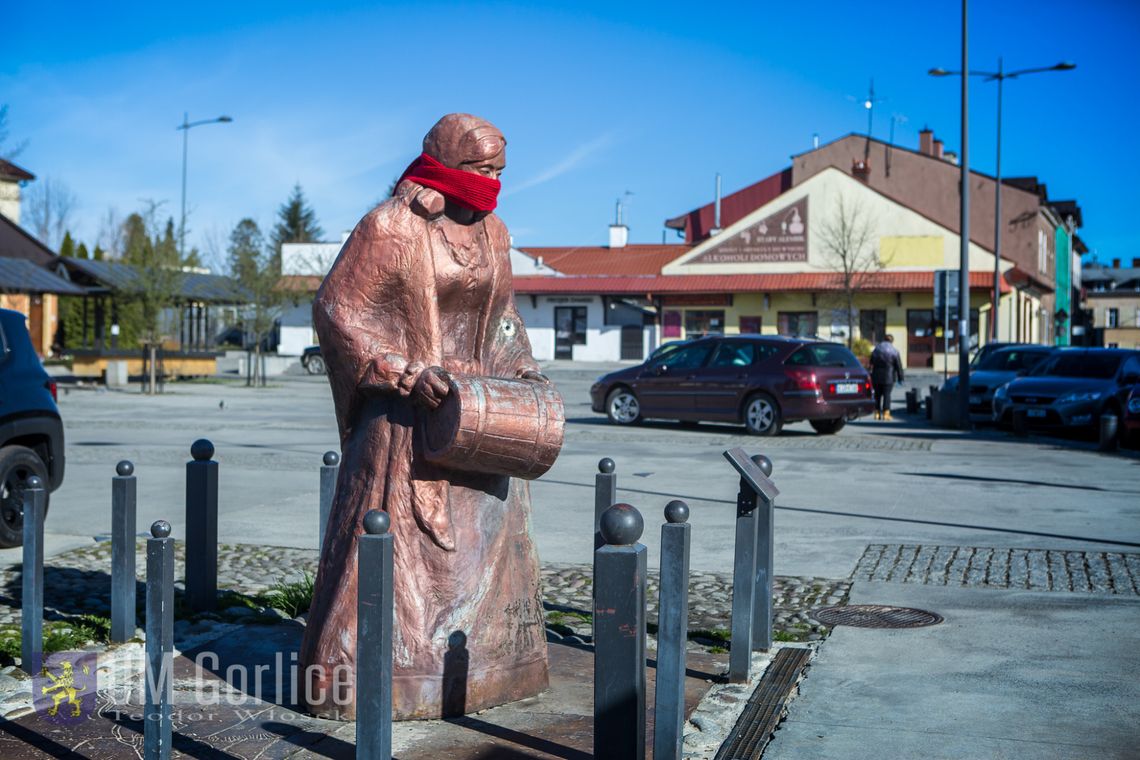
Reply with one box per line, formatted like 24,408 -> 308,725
260,572 -> 315,618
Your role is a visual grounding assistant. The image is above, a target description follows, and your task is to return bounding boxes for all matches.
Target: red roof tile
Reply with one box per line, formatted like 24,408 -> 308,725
512,270 -> 1009,296
516,244 -> 690,276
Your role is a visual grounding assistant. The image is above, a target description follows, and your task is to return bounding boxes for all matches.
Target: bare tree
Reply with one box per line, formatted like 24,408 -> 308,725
23,177 -> 77,251
96,207 -> 124,258
816,194 -> 880,347
0,105 -> 28,160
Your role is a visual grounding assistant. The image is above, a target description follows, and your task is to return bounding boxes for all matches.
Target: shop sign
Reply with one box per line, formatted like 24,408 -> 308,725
686,197 -> 808,264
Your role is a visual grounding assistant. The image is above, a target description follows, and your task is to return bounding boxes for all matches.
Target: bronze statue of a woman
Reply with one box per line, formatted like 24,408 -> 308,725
300,114 -> 559,720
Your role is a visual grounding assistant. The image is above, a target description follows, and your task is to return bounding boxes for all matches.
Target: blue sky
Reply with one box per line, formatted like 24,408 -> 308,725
3,1 -> 1137,268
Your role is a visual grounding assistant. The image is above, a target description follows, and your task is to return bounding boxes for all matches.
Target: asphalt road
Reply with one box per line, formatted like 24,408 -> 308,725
5,363 -> 1138,582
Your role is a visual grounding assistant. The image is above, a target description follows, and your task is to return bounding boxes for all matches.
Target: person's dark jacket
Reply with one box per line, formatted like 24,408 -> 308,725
870,341 -> 905,385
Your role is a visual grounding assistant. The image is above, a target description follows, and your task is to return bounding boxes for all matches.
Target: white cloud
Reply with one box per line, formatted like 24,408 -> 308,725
503,133 -> 615,198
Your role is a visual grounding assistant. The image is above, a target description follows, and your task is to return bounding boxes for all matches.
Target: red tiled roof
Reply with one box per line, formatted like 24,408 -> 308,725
516,244 -> 690,276
512,270 -> 1009,296
0,158 -> 34,182
664,168 -> 793,244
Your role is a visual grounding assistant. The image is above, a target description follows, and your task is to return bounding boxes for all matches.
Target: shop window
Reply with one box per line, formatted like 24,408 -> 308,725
685,310 -> 724,337
859,310 -> 886,343
777,311 -> 818,337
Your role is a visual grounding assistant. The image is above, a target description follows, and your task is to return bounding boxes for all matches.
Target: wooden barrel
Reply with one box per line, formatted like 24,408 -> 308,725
421,375 -> 565,479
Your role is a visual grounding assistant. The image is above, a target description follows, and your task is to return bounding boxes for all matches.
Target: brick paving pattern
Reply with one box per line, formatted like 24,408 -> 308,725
853,543 -> 1140,595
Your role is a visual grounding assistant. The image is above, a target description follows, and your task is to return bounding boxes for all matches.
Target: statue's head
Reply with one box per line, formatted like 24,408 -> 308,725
423,113 -> 506,180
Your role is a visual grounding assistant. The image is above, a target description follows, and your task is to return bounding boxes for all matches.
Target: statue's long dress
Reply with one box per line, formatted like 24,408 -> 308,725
300,183 -> 549,720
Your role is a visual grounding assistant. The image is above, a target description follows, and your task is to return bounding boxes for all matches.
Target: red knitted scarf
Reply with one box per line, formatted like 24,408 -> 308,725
397,153 -> 501,212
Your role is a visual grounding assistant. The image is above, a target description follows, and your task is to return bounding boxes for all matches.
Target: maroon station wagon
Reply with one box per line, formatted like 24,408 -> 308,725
590,336 -> 875,435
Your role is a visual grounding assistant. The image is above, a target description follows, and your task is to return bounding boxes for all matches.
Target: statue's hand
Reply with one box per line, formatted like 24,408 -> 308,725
412,366 -> 451,409
518,370 -> 550,384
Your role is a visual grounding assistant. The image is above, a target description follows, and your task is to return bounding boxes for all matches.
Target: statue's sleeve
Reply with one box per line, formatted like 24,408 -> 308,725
313,207 -> 434,397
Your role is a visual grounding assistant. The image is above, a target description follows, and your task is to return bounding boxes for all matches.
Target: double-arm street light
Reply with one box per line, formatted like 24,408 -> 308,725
177,113 -> 233,260
929,59 -> 1075,343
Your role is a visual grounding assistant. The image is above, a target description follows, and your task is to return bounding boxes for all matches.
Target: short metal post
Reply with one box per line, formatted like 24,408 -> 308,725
111,460 -> 137,643
751,455 -> 775,652
185,439 -> 218,611
595,458 -> 617,550
1099,414 -> 1119,452
906,388 -> 919,415
925,395 -> 933,420
319,451 -> 340,555
357,510 -> 393,760
145,520 -> 174,760
654,500 -> 690,760
21,476 -> 45,673
594,503 -> 647,760
728,473 -> 757,683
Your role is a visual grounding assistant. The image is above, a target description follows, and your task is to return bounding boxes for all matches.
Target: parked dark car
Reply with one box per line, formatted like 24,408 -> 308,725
970,341 -> 1026,368
992,348 -> 1140,435
0,309 -> 65,548
590,336 -> 874,435
301,345 -> 326,375
941,345 -> 1054,417
1123,384 -> 1140,447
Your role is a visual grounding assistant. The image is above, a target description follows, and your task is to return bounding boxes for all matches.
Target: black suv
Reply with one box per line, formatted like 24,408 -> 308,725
0,309 -> 65,547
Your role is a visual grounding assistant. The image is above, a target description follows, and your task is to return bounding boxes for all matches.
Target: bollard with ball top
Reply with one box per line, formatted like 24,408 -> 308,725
593,502 -> 647,760
357,509 -> 393,760
20,474 -> 45,673
111,460 -> 138,643
145,520 -> 174,760
654,499 -> 691,760
594,457 -> 617,550
319,451 -> 340,556
185,439 -> 218,611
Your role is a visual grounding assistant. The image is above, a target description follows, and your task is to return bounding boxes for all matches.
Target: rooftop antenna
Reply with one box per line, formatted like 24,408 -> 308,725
886,113 -> 908,176
615,190 -> 634,226
848,78 -> 887,157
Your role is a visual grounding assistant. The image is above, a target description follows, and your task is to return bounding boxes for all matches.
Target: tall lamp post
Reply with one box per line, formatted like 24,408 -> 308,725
929,60 -> 1075,343
177,113 -> 233,261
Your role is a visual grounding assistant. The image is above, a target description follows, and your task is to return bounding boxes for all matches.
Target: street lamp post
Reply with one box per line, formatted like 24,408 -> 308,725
929,60 -> 1075,344
177,113 -> 233,261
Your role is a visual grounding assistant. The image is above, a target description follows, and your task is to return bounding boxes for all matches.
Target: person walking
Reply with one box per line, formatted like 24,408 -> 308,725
869,334 -> 905,420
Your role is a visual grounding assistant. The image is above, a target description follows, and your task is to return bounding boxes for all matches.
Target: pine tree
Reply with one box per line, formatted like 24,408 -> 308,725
59,231 -> 75,258
270,184 -> 324,256
76,242 -> 90,260
92,245 -> 105,261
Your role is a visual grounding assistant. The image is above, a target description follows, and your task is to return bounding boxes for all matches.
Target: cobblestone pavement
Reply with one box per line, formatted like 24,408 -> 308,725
853,543 -> 1140,595
0,542 -> 851,647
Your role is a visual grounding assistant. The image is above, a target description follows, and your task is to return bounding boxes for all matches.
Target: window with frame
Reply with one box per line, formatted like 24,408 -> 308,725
684,310 -> 724,336
777,311 -> 818,337
1107,308 -> 1119,328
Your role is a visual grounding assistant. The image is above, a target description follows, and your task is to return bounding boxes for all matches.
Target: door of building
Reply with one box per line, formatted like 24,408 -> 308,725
859,310 -> 886,343
906,309 -> 935,368
554,306 -> 586,360
28,295 -> 44,356
620,325 -> 643,360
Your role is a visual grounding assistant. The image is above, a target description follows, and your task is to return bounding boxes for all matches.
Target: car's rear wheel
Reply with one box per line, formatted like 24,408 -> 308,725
0,445 -> 50,549
810,417 -> 846,435
743,393 -> 782,436
306,355 -> 326,375
606,387 -> 642,425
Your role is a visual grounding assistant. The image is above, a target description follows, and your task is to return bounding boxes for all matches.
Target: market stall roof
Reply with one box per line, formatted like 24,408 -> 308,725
60,257 -> 250,303
0,257 -> 86,294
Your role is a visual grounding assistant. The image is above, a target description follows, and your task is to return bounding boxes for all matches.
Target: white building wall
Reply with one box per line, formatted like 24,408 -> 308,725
278,301 -> 315,356
516,295 -> 649,362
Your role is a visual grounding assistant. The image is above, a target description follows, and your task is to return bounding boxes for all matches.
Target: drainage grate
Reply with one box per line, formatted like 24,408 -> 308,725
813,604 -> 943,629
715,647 -> 812,760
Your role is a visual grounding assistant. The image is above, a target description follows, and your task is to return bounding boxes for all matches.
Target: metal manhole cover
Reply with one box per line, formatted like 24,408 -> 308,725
813,604 -> 943,628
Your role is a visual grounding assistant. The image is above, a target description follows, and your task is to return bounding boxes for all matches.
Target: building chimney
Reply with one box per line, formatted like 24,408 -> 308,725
609,224 -> 629,248
711,173 -> 723,235
1112,258 -> 1121,268
943,151 -> 958,165
919,128 -> 934,156
933,139 -> 944,159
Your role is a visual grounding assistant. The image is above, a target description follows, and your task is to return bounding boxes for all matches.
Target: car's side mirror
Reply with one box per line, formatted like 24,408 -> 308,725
654,364 -> 670,376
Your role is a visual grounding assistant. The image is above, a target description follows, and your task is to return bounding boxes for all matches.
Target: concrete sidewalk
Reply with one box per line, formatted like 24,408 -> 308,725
764,580 -> 1140,759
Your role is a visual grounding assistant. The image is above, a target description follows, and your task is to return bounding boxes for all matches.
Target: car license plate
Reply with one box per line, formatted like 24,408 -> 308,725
836,382 -> 859,394
1027,408 -> 1046,418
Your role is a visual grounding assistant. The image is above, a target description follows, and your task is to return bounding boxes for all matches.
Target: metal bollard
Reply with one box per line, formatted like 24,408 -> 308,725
357,510 -> 393,760
722,448 -> 781,683
594,503 -> 647,760
594,458 -> 617,550
1012,408 -> 1028,437
1099,414 -> 1119,452
654,500 -> 690,760
925,395 -> 933,420
185,439 -> 218,611
750,455 -> 775,652
145,520 -> 175,760
111,461 -> 137,643
21,475 -> 45,673
906,388 -> 919,415
319,451 -> 340,555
